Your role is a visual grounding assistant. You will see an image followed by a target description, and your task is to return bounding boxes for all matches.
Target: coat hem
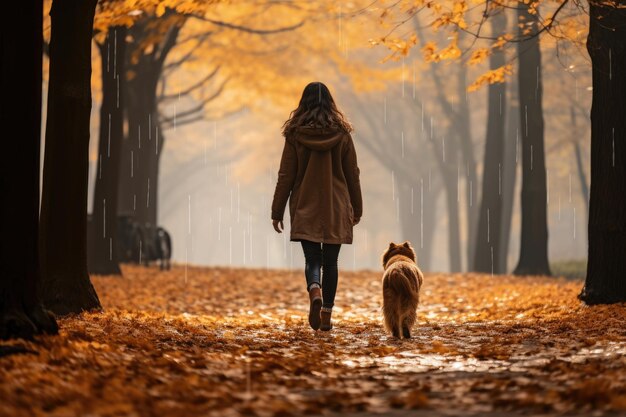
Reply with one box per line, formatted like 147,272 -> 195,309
290,232 -> 353,245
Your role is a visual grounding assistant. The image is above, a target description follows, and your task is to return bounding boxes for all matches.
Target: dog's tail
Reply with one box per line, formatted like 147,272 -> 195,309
386,268 -> 419,301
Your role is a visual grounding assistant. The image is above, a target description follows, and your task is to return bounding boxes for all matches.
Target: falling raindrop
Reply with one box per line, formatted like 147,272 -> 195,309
609,48 -> 612,81
391,170 -> 395,201
383,97 -> 387,124
413,61 -> 416,99
498,163 -> 501,196
442,136 -> 446,162
107,114 -> 111,157
487,208 -> 490,243
456,163 -> 460,203
396,197 -> 400,222
612,127 -> 615,167
243,230 -> 247,265
530,145 -> 533,171
106,34 -> 110,73
546,169 -> 550,206
146,178 -> 150,208
524,105 -> 528,137
229,226 -> 232,265
515,128 -> 519,164
569,173 -> 572,203
131,150 -> 134,177
113,29 -> 117,76
103,199 -> 106,238
402,57 -> 405,97
420,178 -> 424,249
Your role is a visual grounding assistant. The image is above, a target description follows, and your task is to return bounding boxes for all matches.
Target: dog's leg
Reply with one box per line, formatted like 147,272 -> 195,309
402,325 -> 411,339
391,325 -> 401,339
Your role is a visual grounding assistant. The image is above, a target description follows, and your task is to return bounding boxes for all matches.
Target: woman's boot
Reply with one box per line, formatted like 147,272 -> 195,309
320,306 -> 333,331
308,286 -> 322,330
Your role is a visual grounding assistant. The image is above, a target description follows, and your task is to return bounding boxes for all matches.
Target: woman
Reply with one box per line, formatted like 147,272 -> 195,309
271,82 -> 363,332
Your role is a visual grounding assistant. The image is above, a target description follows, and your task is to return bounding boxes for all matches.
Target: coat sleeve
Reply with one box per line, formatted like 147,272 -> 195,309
271,137 -> 298,221
342,133 -> 363,219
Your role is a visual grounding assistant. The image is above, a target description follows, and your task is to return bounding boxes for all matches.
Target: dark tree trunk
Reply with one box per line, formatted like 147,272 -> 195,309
118,22 -> 170,228
474,13 -> 507,274
499,80 -> 520,273
89,27 -> 127,275
40,0 -> 101,315
513,1 -> 551,276
0,0 -> 58,339
579,0 -> 626,304
398,180 -> 439,271
118,68 -> 159,226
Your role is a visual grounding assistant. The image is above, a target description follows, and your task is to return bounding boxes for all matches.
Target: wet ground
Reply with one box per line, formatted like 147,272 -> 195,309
2,265 -> 626,416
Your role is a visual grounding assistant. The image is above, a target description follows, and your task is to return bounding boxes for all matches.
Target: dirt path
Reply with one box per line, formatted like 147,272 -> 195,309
2,265 -> 626,416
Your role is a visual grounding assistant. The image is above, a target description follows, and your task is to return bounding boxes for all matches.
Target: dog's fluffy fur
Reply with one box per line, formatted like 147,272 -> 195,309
381,241 -> 423,339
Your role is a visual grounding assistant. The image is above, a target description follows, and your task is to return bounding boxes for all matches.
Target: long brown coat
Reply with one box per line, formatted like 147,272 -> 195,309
271,126 -> 363,244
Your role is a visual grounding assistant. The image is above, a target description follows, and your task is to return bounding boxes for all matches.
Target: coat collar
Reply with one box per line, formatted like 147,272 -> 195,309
293,126 -> 345,151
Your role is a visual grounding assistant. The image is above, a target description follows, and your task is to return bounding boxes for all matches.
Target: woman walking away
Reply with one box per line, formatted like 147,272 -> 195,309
271,82 -> 363,332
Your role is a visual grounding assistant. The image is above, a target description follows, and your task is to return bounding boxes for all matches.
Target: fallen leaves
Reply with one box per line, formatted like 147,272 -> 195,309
1,265 -> 626,416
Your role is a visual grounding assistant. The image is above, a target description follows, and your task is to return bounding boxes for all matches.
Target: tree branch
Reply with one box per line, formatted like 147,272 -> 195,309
188,14 -> 304,34
160,65 -> 221,100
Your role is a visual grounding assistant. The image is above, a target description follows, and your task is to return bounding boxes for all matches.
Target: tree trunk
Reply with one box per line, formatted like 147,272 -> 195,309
40,0 -> 101,315
579,0 -> 626,304
513,1 -> 551,276
0,0 -> 58,339
457,61 -> 478,272
89,27 -> 127,275
499,80 -> 520,273
398,180 -> 439,271
118,23 -> 168,228
474,13 -> 507,274
443,168 -> 462,272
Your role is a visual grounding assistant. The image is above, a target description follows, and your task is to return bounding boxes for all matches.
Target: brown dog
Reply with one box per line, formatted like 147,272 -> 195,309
381,241 -> 423,339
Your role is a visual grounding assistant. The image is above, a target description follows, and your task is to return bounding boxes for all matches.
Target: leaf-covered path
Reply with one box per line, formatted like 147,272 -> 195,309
2,265 -> 626,416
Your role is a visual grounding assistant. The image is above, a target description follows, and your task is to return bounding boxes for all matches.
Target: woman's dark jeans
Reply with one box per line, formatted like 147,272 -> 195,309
301,239 -> 341,308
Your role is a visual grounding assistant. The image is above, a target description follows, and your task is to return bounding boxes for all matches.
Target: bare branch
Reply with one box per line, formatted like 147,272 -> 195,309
188,14 -> 304,35
160,78 -> 229,125
160,65 -> 221,101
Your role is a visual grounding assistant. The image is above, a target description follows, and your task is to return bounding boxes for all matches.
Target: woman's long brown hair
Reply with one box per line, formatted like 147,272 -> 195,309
282,82 -> 353,136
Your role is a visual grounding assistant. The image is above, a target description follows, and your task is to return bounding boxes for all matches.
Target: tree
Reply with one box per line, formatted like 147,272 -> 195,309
0,0 -> 58,339
512,0 -> 551,276
499,77 -> 520,273
579,0 -> 626,304
40,0 -> 101,315
474,12 -> 507,274
89,27 -> 128,275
